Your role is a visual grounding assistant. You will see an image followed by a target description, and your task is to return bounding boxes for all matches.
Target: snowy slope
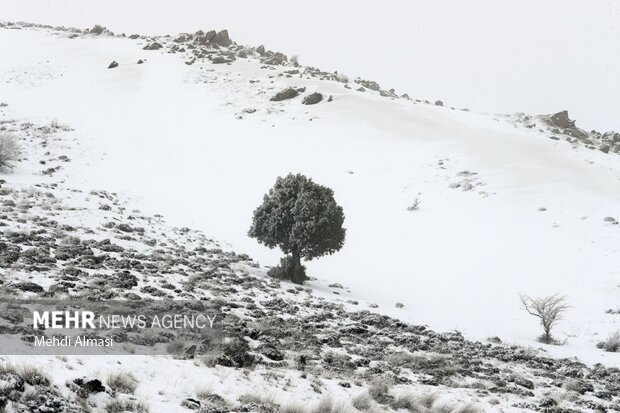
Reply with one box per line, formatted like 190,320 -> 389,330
0,24 -> 618,370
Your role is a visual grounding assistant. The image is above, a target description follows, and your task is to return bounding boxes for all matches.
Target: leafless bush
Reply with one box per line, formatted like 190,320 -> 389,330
368,378 -> 392,403
598,330 -> 620,352
351,393 -> 372,411
165,339 -> 186,355
407,197 -> 421,211
0,134 -> 20,172
520,294 -> 569,344
105,399 -> 150,413
107,371 -> 138,394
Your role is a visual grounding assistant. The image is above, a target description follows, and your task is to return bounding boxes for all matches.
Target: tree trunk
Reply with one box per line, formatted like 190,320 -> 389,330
542,325 -> 552,344
290,250 -> 304,284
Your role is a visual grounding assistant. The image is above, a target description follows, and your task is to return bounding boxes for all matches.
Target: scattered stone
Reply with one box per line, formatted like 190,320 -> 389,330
107,61 -> 118,69
143,42 -> 163,50
212,30 -> 232,47
302,92 -> 323,105
270,87 -> 301,102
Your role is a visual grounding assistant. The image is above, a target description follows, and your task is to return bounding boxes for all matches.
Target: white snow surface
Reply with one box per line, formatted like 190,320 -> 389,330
0,27 -> 619,367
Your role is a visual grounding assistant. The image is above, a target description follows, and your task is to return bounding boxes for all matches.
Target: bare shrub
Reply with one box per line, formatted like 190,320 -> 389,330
105,399 -> 150,413
393,392 -> 440,413
598,330 -> 620,352
312,397 -> 349,413
280,403 -> 307,413
520,294 -> 569,344
107,371 -> 138,394
455,403 -> 483,413
19,365 -> 50,386
165,339 -> 186,355
351,393 -> 372,411
0,134 -> 20,172
406,197 -> 421,211
368,379 -> 392,404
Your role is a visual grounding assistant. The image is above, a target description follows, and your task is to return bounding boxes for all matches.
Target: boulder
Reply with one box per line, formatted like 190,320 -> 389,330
302,92 -> 323,105
355,79 -> 380,91
213,30 -> 232,47
549,110 -> 575,129
143,42 -> 163,51
107,61 -> 118,69
270,87 -> 300,102
13,281 -> 44,293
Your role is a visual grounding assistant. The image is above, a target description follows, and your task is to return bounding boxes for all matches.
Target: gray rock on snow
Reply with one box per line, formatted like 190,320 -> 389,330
270,87 -> 302,102
549,110 -> 575,129
143,42 -> 163,50
302,92 -> 323,105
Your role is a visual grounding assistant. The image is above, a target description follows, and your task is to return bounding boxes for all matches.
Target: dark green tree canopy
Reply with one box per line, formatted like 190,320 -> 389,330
249,173 -> 346,262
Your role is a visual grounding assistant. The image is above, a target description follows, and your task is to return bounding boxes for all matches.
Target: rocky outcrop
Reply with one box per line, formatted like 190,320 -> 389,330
143,42 -> 163,50
355,79 -> 380,91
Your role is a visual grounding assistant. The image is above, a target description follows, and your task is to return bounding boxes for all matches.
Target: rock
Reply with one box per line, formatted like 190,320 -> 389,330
107,61 -> 118,69
262,52 -> 288,66
69,377 -> 108,398
211,56 -> 234,64
137,59 -> 144,64
549,110 -> 575,129
181,398 -> 202,410
256,45 -> 266,55
302,92 -> 323,105
270,87 -> 300,102
435,100 -> 444,106
13,281 -> 44,293
143,42 -> 163,50
212,30 -> 232,47
88,25 -> 108,35
129,34 -> 140,39
515,378 -> 535,390
355,79 -> 380,91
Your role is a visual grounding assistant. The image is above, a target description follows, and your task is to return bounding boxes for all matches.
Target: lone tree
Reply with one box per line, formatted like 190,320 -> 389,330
520,294 -> 569,344
249,173 -> 346,284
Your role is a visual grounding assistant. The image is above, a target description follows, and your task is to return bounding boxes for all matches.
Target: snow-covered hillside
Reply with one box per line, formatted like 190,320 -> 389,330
0,23 -> 618,368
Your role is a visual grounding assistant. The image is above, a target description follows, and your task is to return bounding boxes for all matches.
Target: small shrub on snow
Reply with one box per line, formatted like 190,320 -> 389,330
280,403 -> 307,413
406,197 -> 421,211
106,371 -> 138,394
165,339 -> 186,355
351,393 -> 372,411
105,399 -> 150,413
368,378 -> 392,404
597,330 -> 620,352
0,134 -> 20,172
216,337 -> 255,367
